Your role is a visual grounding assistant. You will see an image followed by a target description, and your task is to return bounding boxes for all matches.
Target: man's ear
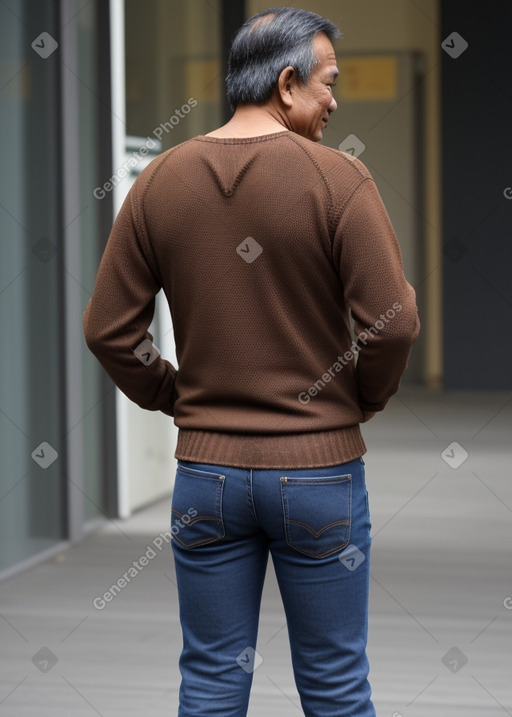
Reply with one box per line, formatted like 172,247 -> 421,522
277,66 -> 296,108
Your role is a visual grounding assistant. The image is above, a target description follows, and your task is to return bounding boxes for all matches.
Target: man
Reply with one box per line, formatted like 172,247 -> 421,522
84,7 -> 420,716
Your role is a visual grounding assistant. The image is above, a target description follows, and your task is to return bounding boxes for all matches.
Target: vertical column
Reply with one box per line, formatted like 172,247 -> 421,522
60,0 -> 84,540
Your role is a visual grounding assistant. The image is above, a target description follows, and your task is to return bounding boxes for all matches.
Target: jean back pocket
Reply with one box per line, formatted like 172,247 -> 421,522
171,464 -> 225,548
280,473 -> 352,558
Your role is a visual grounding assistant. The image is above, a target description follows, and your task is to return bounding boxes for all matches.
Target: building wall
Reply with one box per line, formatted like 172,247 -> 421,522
441,0 -> 512,389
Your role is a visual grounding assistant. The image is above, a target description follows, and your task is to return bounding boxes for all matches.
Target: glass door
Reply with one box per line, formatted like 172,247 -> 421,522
112,0 -> 223,515
0,0 -> 65,572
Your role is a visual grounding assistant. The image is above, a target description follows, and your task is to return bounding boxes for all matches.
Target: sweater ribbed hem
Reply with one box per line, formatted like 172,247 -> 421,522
174,425 -> 366,469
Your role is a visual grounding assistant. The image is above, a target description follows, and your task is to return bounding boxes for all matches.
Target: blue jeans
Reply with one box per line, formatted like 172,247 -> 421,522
170,456 -> 376,717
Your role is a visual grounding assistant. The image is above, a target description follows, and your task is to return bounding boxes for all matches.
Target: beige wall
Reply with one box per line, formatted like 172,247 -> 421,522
247,1 -> 442,386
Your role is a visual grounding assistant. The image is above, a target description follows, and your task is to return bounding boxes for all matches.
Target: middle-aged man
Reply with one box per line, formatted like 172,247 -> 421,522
84,6 -> 420,716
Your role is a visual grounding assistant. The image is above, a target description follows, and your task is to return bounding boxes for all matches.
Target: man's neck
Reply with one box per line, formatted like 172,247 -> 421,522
205,104 -> 289,138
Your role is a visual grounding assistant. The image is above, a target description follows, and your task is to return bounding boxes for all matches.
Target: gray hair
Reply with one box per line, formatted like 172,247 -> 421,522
226,7 -> 342,110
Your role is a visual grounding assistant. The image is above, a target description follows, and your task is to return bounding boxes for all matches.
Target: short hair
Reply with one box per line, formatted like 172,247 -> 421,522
226,7 -> 341,110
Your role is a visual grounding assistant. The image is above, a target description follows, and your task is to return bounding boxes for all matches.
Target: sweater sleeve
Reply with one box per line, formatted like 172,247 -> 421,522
334,175 -> 420,412
83,180 -> 178,417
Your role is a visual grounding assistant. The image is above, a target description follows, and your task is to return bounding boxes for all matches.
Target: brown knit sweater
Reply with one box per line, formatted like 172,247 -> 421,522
83,130 -> 420,468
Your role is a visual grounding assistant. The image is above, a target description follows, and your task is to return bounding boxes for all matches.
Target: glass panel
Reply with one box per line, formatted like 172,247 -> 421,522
125,0 -> 222,148
0,0 -> 64,571
76,1 -> 106,521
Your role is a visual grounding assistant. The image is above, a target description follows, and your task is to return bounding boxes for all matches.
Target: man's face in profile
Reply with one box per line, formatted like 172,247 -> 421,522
286,32 -> 339,142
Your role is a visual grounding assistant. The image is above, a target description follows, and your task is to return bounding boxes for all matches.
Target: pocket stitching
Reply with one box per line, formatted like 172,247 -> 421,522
286,518 -> 350,538
176,464 -> 225,480
171,469 -> 226,548
280,474 -> 352,559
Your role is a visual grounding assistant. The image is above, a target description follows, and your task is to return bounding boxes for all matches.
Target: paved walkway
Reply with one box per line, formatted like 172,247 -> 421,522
1,387 -> 511,716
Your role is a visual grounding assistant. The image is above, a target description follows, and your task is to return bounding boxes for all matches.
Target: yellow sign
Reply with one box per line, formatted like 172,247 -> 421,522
337,56 -> 398,101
